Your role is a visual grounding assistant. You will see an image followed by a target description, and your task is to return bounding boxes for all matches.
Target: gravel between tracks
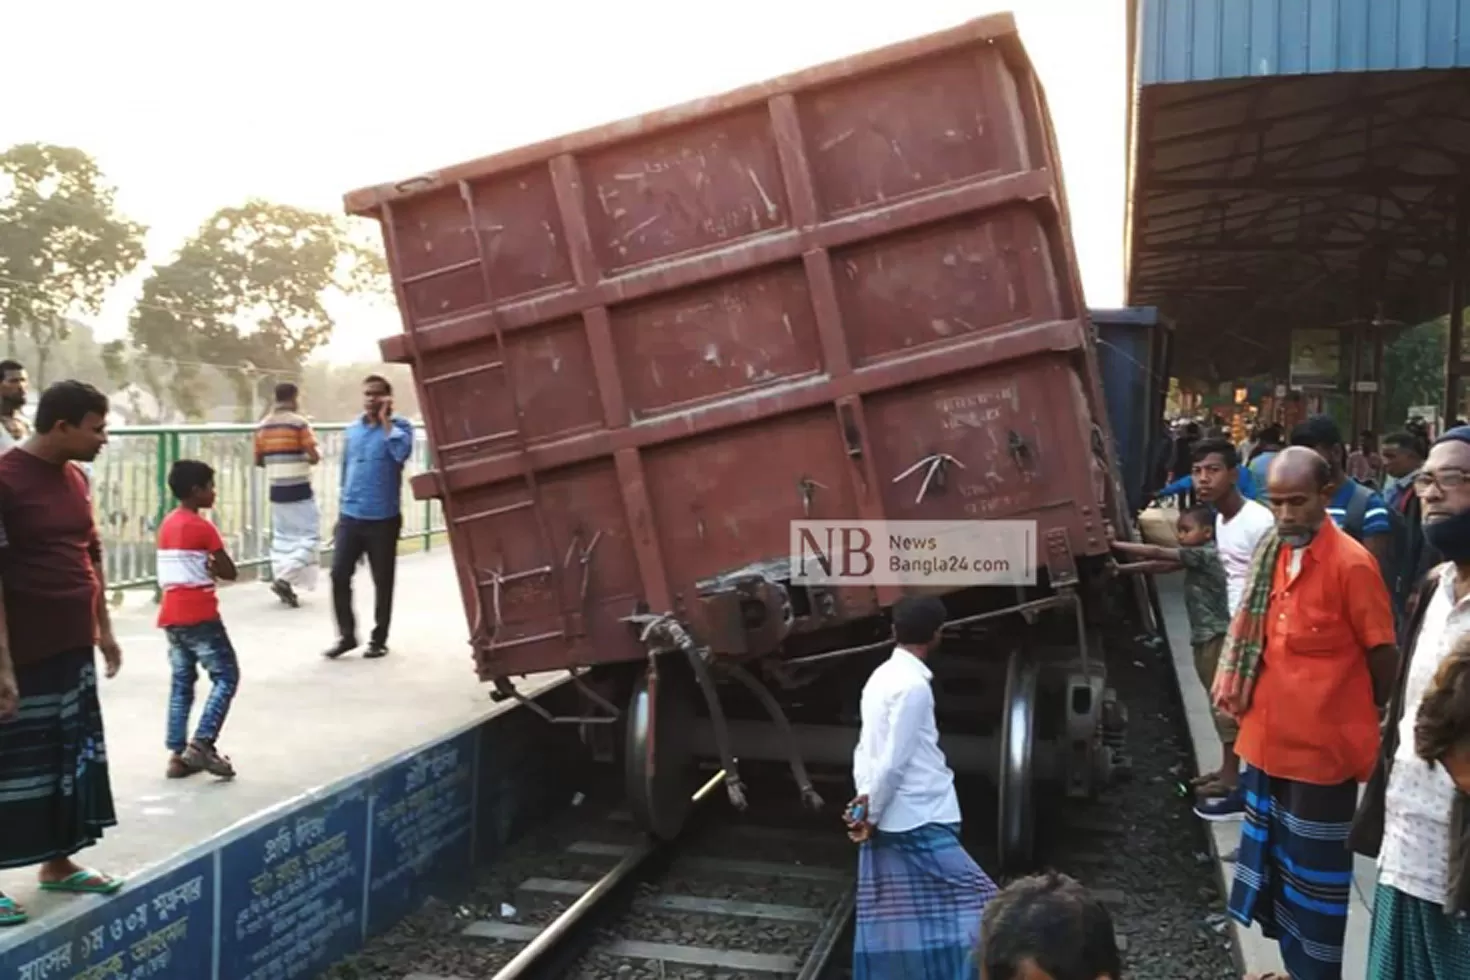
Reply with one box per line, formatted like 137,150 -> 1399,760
317,632 -> 1237,980
1033,636 -> 1239,980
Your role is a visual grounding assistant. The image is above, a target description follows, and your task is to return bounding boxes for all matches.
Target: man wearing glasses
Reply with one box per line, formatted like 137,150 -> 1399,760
1353,425 -> 1470,976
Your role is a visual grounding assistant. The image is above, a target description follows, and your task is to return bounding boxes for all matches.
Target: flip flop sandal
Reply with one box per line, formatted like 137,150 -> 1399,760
0,896 -> 27,926
39,870 -> 124,895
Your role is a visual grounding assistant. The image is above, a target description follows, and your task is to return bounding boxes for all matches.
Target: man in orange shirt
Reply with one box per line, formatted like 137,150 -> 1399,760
1211,446 -> 1398,980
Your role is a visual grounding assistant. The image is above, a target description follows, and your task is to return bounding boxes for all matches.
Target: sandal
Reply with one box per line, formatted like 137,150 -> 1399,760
166,753 -> 202,779
0,895 -> 26,926
183,740 -> 236,780
38,869 -> 124,895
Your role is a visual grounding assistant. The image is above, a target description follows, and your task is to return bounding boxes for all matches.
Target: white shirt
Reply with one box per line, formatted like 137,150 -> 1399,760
852,646 -> 962,833
1216,498 -> 1275,614
1379,564 -> 1470,905
0,415 -> 26,455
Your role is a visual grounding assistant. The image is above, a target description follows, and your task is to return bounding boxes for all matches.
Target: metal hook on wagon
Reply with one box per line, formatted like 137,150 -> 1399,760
798,477 -> 827,517
893,452 -> 966,505
472,566 -> 506,647
469,565 -> 506,650
564,530 -> 603,604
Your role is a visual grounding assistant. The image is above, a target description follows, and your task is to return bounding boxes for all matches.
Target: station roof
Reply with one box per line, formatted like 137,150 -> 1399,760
1125,0 -> 1470,383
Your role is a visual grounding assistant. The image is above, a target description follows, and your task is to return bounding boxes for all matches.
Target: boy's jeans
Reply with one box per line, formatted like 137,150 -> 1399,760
164,619 -> 240,754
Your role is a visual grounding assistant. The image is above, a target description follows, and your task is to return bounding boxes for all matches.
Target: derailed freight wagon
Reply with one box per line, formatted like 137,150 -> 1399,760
345,12 -> 1137,870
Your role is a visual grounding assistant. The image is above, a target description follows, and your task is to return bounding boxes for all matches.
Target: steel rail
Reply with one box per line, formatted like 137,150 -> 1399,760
795,887 -> 857,980
488,770 -> 727,980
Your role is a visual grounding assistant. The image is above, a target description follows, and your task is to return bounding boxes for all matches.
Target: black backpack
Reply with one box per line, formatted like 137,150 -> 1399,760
1343,480 -> 1406,592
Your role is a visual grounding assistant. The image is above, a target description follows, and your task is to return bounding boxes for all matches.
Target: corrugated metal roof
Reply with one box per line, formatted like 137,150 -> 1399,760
1139,0 -> 1470,85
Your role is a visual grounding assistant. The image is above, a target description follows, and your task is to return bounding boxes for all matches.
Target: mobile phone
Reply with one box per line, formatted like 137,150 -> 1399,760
847,801 -> 867,823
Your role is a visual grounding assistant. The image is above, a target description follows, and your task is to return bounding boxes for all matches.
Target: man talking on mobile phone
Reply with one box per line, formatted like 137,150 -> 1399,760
324,374 -> 414,661
845,594 -> 999,979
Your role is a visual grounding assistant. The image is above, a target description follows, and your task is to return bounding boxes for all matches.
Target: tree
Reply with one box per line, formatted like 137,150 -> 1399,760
127,200 -> 388,421
0,143 -> 147,382
1382,316 -> 1450,429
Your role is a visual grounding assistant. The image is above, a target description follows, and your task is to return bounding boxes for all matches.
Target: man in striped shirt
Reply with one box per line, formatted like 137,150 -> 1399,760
253,383 -> 321,608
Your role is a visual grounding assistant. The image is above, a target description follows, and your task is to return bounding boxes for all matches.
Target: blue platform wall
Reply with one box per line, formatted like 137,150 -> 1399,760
0,678 -> 581,980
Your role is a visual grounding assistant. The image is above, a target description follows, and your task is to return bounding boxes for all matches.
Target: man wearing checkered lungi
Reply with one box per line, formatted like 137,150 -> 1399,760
844,594 -> 999,979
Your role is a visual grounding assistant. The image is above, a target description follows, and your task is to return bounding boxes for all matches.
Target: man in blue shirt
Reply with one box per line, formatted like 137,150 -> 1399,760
1289,414 -> 1395,575
325,375 -> 414,660
1155,459 -> 1261,504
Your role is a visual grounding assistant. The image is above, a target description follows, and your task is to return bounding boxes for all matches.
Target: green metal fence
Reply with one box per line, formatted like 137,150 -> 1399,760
90,422 -> 446,592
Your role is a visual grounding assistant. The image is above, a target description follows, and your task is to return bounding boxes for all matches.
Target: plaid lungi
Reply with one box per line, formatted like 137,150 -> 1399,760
853,822 -> 998,980
1367,882 -> 1470,979
1228,764 -> 1358,980
0,647 -> 118,869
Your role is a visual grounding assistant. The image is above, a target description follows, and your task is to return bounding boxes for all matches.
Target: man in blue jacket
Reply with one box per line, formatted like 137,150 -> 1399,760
1155,457 -> 1262,504
325,375 -> 414,661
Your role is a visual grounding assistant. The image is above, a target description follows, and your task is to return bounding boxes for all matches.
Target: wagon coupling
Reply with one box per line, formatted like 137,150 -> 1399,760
623,611 -> 749,834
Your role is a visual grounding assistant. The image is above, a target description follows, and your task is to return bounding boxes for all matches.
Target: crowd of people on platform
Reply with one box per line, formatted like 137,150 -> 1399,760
1113,410 -> 1470,979
10,351 -> 1470,979
0,369 -> 415,928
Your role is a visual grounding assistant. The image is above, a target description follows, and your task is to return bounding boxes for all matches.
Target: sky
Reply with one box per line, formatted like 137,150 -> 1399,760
0,0 -> 1128,365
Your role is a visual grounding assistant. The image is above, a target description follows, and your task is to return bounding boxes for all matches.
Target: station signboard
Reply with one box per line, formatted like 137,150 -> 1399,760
1289,329 -> 1342,390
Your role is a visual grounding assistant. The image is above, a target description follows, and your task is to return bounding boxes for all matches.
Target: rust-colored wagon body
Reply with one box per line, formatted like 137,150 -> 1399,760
348,12 -> 1121,679
348,13 -> 1136,863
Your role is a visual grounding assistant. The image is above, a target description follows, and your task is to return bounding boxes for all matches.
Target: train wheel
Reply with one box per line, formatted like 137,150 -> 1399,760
625,653 -> 700,841
998,646 -> 1039,872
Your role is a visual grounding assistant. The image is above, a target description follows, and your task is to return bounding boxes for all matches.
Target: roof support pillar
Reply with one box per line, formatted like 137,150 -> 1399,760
1446,194 -> 1467,425
1372,331 -> 1385,435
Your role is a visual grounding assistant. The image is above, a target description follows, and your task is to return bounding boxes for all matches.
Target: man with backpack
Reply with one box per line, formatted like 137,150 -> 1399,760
1290,415 -> 1404,607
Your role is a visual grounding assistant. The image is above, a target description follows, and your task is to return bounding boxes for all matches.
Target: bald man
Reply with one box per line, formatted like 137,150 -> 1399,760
1212,446 -> 1398,980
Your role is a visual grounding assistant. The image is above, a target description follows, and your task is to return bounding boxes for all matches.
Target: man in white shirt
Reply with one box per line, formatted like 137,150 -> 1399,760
845,594 -> 999,979
1351,426 -> 1470,977
1188,437 -> 1274,816
0,360 -> 30,455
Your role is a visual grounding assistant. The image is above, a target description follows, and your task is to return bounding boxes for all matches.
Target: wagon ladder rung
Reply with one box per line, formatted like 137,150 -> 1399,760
398,256 -> 479,287
437,428 -> 520,454
476,564 -> 554,588
422,359 -> 506,387
488,627 -> 568,651
454,172 -> 577,648
453,498 -> 537,525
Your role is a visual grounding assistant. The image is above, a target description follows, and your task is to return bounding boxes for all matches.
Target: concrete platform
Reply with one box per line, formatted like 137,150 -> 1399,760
0,549 -> 581,978
1156,573 -> 1372,978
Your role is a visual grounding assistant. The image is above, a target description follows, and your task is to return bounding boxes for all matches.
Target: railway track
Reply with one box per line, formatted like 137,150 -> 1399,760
324,630 -> 1239,980
400,773 -> 854,980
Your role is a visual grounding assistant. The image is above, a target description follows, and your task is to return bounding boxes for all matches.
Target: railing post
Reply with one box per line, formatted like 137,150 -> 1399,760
149,430 -> 179,605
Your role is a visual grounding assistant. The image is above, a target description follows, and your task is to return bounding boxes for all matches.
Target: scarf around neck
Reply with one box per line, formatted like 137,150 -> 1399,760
1211,525 -> 1284,718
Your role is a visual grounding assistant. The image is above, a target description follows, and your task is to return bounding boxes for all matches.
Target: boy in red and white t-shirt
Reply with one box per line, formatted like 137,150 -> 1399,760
157,459 -> 240,780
